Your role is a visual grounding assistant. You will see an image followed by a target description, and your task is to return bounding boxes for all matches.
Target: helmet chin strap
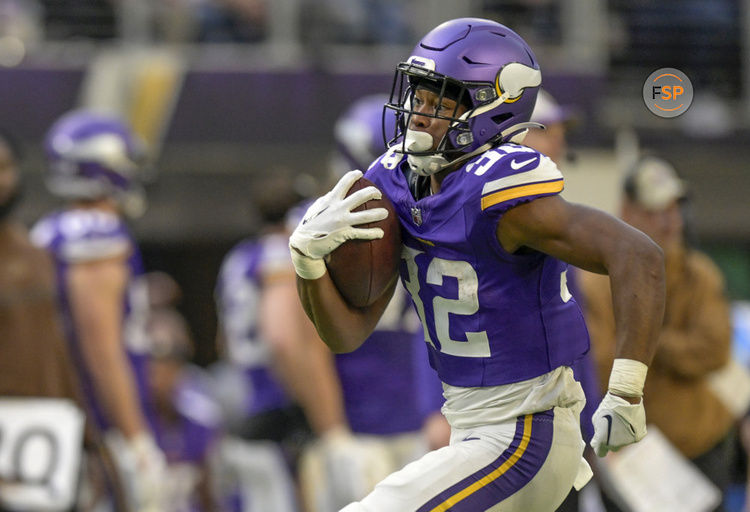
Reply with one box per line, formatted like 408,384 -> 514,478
499,121 -> 545,145
401,122 -> 543,177
403,129 -> 493,177
403,130 -> 449,176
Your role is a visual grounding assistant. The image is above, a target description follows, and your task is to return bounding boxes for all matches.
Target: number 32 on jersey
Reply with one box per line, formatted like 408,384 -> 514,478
403,246 -> 574,359
402,246 -> 491,358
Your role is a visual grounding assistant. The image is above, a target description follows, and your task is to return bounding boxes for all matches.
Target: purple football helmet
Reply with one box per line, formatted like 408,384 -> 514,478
386,18 -> 543,175
44,110 -> 147,216
332,94 -> 397,176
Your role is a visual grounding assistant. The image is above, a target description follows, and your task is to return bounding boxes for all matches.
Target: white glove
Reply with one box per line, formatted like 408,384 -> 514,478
590,391 -> 647,457
289,170 -> 388,279
106,431 -> 168,512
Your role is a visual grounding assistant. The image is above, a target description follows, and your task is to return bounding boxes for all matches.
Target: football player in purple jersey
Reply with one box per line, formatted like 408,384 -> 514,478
290,18 -> 665,511
30,110 -> 166,512
297,95 -> 450,512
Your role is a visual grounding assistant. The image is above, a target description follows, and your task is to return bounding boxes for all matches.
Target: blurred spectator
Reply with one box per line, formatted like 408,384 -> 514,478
579,156 -> 736,511
30,110 -> 167,511
481,0 -> 563,46
297,95 -> 448,512
145,269 -> 184,309
303,0 -> 411,44
0,130 -> 114,511
195,0 -> 267,42
40,0 -> 117,40
146,306 -> 225,512
523,89 -> 577,165
610,0 -> 740,97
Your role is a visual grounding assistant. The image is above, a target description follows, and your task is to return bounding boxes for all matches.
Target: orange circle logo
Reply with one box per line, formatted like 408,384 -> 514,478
642,68 -> 693,118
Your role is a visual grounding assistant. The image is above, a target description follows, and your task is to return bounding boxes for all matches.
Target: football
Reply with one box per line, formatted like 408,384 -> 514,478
326,177 -> 401,308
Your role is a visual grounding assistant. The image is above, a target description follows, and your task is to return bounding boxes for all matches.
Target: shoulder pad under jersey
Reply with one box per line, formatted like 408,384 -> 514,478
218,239 -> 255,281
368,146 -> 406,173
257,233 -> 293,278
462,144 -> 564,213
31,209 -> 131,263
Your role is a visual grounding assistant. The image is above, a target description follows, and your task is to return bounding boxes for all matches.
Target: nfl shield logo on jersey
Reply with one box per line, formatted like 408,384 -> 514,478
411,207 -> 423,226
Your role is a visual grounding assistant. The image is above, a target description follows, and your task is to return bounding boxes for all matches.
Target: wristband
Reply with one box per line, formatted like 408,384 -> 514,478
290,246 -> 327,280
608,358 -> 648,397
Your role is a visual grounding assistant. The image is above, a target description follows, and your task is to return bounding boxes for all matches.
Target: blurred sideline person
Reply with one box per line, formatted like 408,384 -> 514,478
145,306 -> 225,512
579,156 -> 736,512
523,90 -> 606,512
30,111 -> 167,512
144,270 -> 184,309
0,130 -> 80,400
297,95 -> 449,512
522,89 -> 576,166
0,130 -> 123,511
290,18 -> 665,511
214,172 -> 342,512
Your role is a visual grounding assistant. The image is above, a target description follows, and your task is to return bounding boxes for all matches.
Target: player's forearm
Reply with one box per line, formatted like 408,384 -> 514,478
84,343 -> 148,438
264,279 -> 350,434
291,339 -> 348,435
607,236 -> 665,365
265,323 -> 348,431
296,274 -> 386,353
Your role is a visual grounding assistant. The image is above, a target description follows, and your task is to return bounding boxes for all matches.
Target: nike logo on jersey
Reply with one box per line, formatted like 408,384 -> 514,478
462,436 -> 480,442
510,157 -> 538,170
603,414 -> 613,445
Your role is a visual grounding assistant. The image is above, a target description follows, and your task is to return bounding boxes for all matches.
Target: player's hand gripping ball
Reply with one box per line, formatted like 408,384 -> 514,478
289,170 -> 401,307
326,176 -> 401,308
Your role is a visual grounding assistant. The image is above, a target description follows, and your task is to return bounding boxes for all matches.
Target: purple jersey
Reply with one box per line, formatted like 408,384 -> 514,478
30,208 -> 152,429
334,287 -> 444,435
152,368 -> 221,512
215,234 -> 293,415
365,143 -> 590,387
154,367 -> 221,464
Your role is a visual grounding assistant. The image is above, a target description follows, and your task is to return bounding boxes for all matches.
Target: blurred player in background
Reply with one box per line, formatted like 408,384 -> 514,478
214,171 -> 343,512
290,18 -> 665,511
145,305 -> 224,512
31,110 -> 166,512
580,156 -> 736,512
296,95 -> 449,512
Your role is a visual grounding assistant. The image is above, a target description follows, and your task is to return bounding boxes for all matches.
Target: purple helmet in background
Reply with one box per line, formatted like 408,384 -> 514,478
332,94 -> 397,177
45,110 -> 147,216
387,18 -> 542,175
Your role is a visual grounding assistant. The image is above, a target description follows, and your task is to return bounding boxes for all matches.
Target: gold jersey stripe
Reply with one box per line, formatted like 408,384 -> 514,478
415,237 -> 435,246
481,180 -> 564,211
